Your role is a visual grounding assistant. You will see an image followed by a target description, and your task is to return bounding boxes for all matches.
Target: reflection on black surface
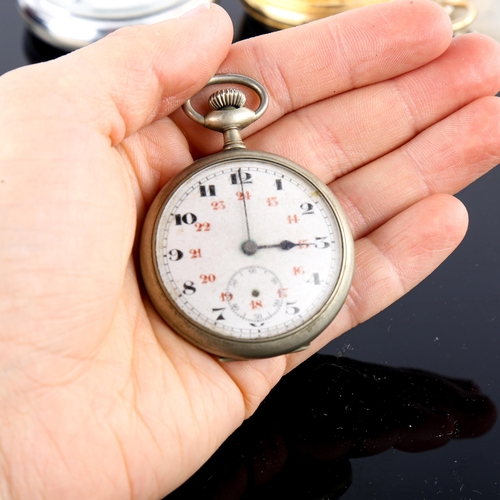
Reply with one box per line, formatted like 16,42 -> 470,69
166,354 -> 496,500
23,31 -> 68,64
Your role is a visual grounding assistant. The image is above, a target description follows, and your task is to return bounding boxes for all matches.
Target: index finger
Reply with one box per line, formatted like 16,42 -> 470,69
0,4 -> 233,146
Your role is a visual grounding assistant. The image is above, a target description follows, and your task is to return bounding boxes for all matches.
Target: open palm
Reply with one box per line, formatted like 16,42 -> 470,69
1,1 -> 499,499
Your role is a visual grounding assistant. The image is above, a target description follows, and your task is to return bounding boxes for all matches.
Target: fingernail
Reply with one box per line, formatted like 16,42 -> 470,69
180,1 -> 212,18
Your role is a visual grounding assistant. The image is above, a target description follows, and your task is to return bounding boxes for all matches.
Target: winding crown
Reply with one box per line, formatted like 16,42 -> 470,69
209,88 -> 247,110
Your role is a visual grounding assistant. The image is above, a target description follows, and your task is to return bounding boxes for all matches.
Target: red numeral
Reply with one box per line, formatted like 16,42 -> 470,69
277,288 -> 288,298
221,292 -> 233,302
211,201 -> 226,210
200,274 -> 216,284
251,300 -> 263,310
287,215 -> 299,224
236,191 -> 251,201
195,222 -> 211,232
267,197 -> 278,207
298,239 -> 309,249
189,249 -> 202,259
293,266 -> 305,275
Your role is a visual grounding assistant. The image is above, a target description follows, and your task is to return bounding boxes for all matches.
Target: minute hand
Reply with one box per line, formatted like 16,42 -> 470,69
238,168 -> 251,242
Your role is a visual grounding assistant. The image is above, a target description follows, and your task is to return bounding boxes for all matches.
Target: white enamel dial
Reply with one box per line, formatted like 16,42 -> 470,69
153,158 -> 345,341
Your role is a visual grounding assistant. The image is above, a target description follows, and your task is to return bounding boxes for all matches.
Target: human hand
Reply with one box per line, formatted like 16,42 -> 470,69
1,1 -> 499,498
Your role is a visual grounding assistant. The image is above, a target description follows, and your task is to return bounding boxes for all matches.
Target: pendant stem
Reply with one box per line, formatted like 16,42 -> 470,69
223,128 -> 246,150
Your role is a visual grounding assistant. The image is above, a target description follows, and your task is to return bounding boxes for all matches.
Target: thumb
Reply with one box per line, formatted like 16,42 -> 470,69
0,3 -> 233,145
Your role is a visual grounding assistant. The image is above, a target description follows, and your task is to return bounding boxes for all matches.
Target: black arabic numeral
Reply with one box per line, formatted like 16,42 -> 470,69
200,185 -> 216,197
231,172 -> 253,185
314,237 -> 331,249
183,281 -> 196,295
212,308 -> 226,321
168,249 -> 183,261
301,202 -> 314,215
286,301 -> 300,315
175,213 -> 198,226
306,273 -> 321,285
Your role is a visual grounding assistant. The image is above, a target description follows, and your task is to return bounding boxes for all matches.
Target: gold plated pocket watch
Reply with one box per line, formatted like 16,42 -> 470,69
140,74 -> 354,360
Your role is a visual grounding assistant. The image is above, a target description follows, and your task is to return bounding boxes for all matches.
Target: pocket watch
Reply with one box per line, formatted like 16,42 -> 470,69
17,0 -> 215,51
140,74 -> 354,360
240,0 -> 476,33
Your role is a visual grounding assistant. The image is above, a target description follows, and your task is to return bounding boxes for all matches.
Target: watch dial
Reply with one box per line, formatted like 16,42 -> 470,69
154,158 -> 345,340
49,0 -> 202,20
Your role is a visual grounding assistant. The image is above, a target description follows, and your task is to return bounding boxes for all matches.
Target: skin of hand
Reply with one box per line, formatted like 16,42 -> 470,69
0,0 -> 500,498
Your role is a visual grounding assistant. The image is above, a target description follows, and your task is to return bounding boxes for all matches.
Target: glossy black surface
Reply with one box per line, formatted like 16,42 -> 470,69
1,1 -> 499,498
168,354 -> 496,499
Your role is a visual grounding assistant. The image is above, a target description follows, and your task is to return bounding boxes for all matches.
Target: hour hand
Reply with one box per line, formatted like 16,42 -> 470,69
241,239 -> 304,256
258,239 -> 309,251
263,240 -> 299,251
